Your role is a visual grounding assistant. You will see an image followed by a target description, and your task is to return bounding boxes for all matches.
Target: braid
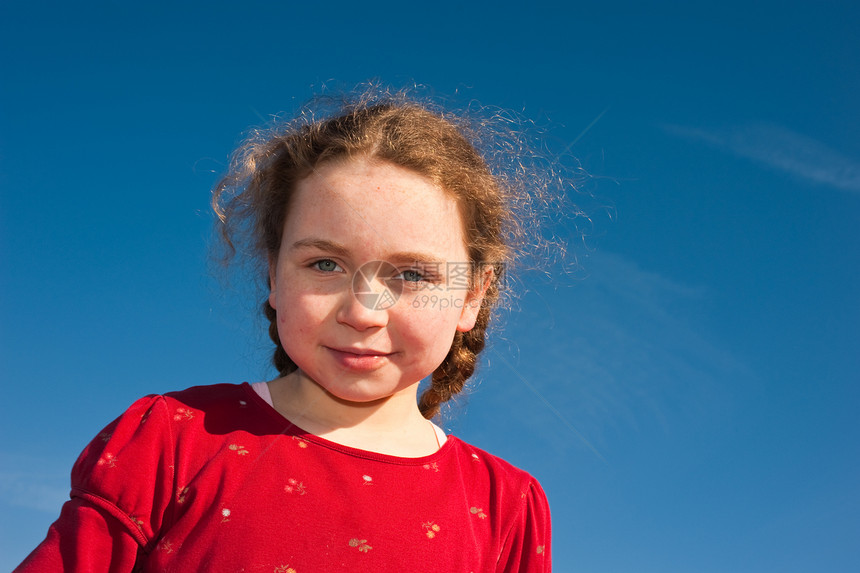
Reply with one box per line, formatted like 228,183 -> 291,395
264,299 -> 296,377
418,302 -> 491,420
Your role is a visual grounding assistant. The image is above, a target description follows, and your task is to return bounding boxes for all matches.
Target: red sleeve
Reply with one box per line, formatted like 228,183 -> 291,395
497,479 -> 552,572
14,498 -> 140,573
14,395 -> 176,572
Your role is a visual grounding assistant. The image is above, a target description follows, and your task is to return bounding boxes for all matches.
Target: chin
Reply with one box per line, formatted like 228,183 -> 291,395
303,369 -> 412,405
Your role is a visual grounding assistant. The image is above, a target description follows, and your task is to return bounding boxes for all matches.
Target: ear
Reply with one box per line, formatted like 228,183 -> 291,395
267,253 -> 279,309
456,264 -> 494,332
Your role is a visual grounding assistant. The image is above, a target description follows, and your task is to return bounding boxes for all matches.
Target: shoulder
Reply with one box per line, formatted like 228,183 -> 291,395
91,383 -> 251,421
447,437 -> 541,486
445,437 -> 549,509
443,437 -> 552,566
68,383 -> 278,543
71,383 -> 272,485
162,382 -> 251,408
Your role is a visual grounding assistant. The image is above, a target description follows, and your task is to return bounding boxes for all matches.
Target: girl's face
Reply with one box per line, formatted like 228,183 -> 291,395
268,158 -> 486,405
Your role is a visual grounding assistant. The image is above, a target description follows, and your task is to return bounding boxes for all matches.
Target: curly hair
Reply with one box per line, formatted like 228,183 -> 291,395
212,87 -> 570,419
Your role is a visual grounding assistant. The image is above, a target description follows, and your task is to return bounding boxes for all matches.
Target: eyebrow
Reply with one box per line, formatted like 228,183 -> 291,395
386,251 -> 447,266
290,238 -> 446,265
290,238 -> 351,257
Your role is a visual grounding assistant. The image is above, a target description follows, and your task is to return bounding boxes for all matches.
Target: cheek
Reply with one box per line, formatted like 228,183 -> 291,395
278,313 -> 310,339
276,313 -> 300,346
275,290 -> 328,337
399,299 -> 463,353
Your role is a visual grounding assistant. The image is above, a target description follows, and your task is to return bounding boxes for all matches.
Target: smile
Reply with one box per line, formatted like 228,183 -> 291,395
326,347 -> 393,371
332,346 -> 391,356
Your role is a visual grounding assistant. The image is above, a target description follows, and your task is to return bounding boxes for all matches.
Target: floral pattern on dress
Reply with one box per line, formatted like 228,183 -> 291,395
469,507 -> 487,519
422,521 -> 441,539
284,478 -> 306,495
291,436 -> 309,449
60,386 -> 551,570
228,444 -> 249,455
173,407 -> 195,421
140,407 -> 153,425
348,538 -> 372,553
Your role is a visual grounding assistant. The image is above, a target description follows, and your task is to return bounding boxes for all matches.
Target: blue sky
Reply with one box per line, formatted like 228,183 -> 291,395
1,1 -> 858,571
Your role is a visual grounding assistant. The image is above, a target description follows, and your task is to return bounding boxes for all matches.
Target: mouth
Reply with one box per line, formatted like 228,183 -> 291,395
329,346 -> 392,356
326,347 -> 393,370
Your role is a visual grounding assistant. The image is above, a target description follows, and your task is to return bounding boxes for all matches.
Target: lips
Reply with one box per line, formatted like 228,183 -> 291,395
326,346 -> 393,371
332,347 -> 391,356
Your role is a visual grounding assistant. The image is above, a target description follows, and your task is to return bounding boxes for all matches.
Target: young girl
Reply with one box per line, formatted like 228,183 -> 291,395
17,91 -> 552,571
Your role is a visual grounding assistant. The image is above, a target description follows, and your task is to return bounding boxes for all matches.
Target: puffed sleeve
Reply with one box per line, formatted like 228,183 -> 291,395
15,395 -> 176,573
497,479 -> 552,572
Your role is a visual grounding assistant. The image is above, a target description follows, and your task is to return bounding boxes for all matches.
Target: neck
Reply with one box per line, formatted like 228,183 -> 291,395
267,370 -> 439,457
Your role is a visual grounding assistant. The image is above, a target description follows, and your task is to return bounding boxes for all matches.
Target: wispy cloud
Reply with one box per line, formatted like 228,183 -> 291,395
484,252 -> 753,455
663,122 -> 860,192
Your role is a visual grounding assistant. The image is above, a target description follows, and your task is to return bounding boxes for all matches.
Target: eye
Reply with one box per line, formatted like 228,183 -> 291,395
312,259 -> 343,273
398,269 -> 425,283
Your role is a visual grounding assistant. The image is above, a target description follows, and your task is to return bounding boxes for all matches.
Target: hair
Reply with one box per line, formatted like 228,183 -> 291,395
212,87 -> 573,419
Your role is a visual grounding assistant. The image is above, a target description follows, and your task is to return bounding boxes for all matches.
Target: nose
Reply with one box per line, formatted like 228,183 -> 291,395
336,287 -> 390,331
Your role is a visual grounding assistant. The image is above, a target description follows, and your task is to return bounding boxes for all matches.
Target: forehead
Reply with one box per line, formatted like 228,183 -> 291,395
284,158 -> 468,260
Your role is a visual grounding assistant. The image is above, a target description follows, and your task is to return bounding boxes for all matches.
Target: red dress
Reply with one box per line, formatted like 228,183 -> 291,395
16,383 -> 551,572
